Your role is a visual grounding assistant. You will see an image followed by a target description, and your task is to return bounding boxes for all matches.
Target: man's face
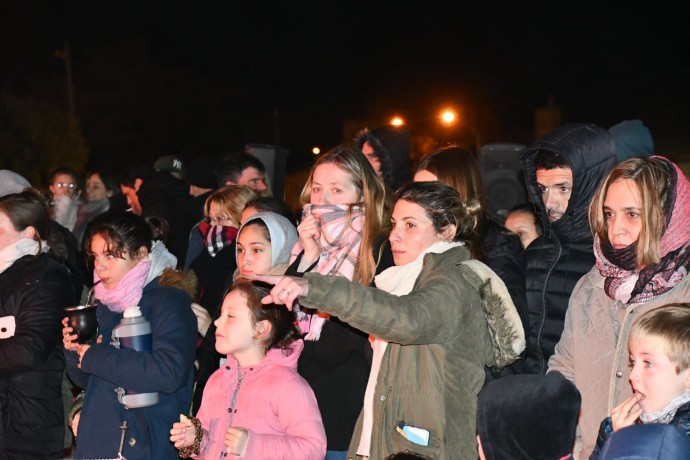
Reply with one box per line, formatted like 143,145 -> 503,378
536,167 -> 573,223
120,185 -> 142,215
229,167 -> 267,192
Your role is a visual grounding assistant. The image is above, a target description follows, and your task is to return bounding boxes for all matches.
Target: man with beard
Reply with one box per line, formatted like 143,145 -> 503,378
520,123 -> 617,374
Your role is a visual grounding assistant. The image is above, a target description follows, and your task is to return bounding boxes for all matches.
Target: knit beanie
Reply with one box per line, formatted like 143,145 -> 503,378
477,371 -> 581,460
609,119 -> 654,163
0,170 -> 31,197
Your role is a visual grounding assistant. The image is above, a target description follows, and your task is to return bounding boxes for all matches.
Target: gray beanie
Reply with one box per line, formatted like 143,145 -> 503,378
0,170 -> 31,197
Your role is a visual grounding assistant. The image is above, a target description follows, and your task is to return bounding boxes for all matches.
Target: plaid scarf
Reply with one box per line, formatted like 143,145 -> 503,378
198,221 -> 238,257
595,157 -> 690,304
290,204 -> 364,340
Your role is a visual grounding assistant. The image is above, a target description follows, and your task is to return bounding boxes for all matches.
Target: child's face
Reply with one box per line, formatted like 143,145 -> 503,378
237,224 -> 273,278
504,211 -> 540,249
629,335 -> 690,413
214,290 -> 259,359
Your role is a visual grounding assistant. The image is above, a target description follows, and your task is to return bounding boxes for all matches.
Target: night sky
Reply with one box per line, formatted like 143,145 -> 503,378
1,1 -> 689,173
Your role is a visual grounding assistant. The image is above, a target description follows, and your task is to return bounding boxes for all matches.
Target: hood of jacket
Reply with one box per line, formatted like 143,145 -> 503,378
226,339 -> 304,377
521,123 -> 617,245
237,212 -> 298,267
354,125 -> 411,190
477,372 -> 581,460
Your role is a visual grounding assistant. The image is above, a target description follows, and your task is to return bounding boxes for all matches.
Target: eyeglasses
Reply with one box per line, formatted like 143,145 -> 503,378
205,216 -> 234,225
55,182 -> 77,189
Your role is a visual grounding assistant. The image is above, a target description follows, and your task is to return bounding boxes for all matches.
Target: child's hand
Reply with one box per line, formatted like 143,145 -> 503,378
170,420 -> 195,449
611,393 -> 643,431
62,317 -> 79,352
224,427 -> 249,457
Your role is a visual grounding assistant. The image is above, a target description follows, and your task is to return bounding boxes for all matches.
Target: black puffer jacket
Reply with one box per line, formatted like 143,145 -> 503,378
0,254 -> 75,459
481,217 -> 527,376
520,123 -> 616,374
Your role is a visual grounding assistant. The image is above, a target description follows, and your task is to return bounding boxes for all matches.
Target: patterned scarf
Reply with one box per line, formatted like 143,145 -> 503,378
641,390 -> 690,424
595,157 -> 690,304
94,260 -> 151,313
199,221 -> 238,257
290,204 -> 364,340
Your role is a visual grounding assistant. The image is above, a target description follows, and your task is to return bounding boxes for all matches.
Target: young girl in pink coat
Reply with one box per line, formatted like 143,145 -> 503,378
170,279 -> 326,459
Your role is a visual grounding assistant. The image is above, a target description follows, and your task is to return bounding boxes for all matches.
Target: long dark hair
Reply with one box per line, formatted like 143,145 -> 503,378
84,212 -> 152,262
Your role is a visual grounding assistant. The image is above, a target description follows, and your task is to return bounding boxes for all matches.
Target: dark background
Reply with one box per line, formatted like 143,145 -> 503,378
1,1 -> 688,178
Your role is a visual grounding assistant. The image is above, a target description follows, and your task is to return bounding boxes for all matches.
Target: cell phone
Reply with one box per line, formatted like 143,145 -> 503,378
396,421 -> 430,446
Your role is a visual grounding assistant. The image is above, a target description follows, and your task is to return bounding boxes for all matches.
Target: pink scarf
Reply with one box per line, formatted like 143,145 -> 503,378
595,157 -> 690,304
290,204 -> 364,340
94,260 -> 151,313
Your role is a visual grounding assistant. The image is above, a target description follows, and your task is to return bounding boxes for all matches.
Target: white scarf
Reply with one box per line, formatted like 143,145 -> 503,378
374,240 -> 463,295
357,240 -> 463,456
0,238 -> 44,275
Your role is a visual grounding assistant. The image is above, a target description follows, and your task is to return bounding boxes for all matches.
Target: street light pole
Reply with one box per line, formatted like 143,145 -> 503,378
55,41 -> 75,117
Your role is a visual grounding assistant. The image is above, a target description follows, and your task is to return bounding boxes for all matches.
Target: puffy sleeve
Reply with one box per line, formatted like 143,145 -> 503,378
0,258 -> 73,373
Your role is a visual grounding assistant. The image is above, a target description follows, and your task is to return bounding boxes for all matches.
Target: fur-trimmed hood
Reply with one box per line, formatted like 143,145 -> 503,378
461,259 -> 525,370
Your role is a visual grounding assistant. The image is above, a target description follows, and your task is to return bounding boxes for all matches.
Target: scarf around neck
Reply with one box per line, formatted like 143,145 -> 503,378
595,157 -> 690,304
641,390 -> 690,425
290,203 -> 364,341
94,259 -> 151,313
0,238 -> 43,275
199,221 -> 238,257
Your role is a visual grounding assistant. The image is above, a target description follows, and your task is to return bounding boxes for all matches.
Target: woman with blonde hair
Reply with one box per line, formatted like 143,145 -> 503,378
290,145 -> 392,459
549,156 -> 690,459
188,185 -> 257,413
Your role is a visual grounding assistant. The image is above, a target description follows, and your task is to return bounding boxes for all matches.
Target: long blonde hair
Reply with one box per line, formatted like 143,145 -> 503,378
299,145 -> 390,284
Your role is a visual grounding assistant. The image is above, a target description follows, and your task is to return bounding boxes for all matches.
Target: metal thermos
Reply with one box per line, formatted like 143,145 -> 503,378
112,306 -> 159,409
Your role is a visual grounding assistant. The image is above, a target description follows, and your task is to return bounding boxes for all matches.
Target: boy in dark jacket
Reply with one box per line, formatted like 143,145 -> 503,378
590,304 -> 690,459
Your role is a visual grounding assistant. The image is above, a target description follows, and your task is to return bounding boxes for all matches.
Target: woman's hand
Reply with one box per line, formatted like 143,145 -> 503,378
297,214 -> 320,269
170,421 -> 195,449
191,302 -> 212,337
62,317 -> 79,352
611,393 -> 643,431
252,274 -> 309,309
225,427 -> 249,457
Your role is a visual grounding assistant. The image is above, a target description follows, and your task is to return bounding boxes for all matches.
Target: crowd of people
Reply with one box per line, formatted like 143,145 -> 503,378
1,119 -> 689,460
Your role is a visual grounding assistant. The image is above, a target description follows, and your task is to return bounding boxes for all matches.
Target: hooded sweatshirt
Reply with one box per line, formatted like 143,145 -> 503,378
194,341 -> 326,460
235,211 -> 298,275
354,126 -> 411,191
520,123 -> 617,374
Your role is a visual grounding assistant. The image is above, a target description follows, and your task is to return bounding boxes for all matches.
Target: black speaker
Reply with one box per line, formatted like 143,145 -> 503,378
479,143 -> 527,221
245,143 -> 289,199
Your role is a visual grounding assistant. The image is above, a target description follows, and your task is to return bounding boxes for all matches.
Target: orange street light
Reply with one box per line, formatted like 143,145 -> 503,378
312,147 -> 321,155
440,109 -> 457,125
390,116 -> 405,127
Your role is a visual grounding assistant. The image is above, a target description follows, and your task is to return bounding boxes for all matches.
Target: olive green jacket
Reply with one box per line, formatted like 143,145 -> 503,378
302,246 -> 499,460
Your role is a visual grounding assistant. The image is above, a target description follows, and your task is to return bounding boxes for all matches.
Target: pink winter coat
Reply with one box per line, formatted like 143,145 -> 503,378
194,340 -> 326,460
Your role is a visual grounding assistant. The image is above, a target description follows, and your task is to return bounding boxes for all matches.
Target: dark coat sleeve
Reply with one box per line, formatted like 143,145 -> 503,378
79,287 -> 196,394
